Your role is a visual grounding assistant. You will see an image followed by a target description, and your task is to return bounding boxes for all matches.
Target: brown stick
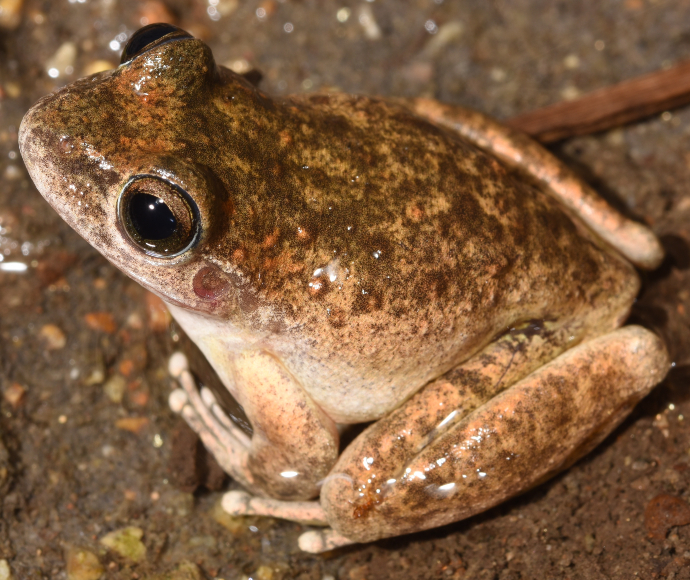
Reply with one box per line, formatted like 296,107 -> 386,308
506,59 -> 690,143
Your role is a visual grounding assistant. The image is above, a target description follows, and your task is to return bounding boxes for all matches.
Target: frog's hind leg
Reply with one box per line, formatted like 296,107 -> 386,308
222,490 -> 355,551
409,99 -> 663,270
312,325 -> 668,551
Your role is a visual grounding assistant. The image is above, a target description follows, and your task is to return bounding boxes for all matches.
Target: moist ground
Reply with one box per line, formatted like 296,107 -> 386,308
1,1 -> 690,578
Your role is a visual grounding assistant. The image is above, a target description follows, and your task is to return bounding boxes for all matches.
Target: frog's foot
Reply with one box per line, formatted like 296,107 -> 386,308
319,325 -> 670,544
168,352 -> 253,489
222,490 -> 328,525
222,490 -> 354,553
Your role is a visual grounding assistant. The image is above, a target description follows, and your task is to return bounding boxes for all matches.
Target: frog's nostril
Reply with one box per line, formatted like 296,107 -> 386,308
120,23 -> 193,65
118,175 -> 200,258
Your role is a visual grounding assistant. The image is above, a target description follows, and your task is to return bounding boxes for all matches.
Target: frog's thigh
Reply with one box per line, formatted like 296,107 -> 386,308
320,325 -> 669,544
409,98 -> 663,270
233,350 -> 340,501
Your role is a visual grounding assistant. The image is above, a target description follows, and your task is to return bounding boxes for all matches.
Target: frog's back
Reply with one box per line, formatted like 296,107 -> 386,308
18,55 -> 637,423
210,91 -> 638,422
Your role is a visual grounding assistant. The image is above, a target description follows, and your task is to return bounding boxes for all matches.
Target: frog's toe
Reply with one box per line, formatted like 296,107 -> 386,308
168,388 -> 188,413
168,351 -> 189,378
298,529 -> 356,553
222,490 -> 252,514
222,490 -> 328,526
166,354 -> 254,487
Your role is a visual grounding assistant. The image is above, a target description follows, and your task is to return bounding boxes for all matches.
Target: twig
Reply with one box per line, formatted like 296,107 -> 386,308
506,59 -> 690,143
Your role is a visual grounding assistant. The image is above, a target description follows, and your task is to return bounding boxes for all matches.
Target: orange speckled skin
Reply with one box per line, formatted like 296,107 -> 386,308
19,36 -> 636,419
20,29 -> 669,545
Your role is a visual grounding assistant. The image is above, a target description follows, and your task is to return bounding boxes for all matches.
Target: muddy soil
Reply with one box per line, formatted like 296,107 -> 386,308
1,1 -> 690,578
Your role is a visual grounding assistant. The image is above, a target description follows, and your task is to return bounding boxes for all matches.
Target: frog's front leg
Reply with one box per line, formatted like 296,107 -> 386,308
170,350 -> 339,500
306,325 -> 668,551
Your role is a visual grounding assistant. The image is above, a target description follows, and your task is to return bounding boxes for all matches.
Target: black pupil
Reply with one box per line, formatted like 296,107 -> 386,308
120,23 -> 190,64
129,193 -> 177,240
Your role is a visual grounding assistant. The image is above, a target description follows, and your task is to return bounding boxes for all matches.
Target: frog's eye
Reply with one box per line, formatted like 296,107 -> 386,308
118,176 -> 200,258
120,23 -> 193,65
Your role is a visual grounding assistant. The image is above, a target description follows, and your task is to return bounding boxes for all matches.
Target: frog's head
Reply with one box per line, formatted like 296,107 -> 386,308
19,24 -> 281,326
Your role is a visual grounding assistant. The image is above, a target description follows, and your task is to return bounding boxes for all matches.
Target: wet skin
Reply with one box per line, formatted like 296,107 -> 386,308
20,25 -> 669,552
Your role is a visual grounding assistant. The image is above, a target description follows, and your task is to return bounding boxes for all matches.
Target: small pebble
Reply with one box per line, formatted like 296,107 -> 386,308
3,383 -> 25,409
226,58 -> 250,73
99,526 -> 146,562
188,535 -> 217,551
0,0 -> 23,30
563,54 -> 580,69
160,489 -> 195,517
630,475 -> 650,491
137,0 -> 178,26
662,468 -> 681,484
421,21 -> 464,58
83,367 -> 105,386
65,547 -> 104,580
3,164 -> 21,180
347,564 -> 370,580
644,493 -> 690,540
211,499 -> 246,535
129,388 -> 149,407
560,85 -> 581,101
103,374 -> 127,403
45,41 -> 77,78
84,312 -> 117,334
38,323 -> 66,350
126,311 -> 144,330
115,416 -> 149,434
119,359 -> 135,377
253,565 -> 275,580
166,560 -> 202,580
82,60 -> 115,76
558,553 -> 573,567
257,0 -> 275,17
357,4 -> 380,40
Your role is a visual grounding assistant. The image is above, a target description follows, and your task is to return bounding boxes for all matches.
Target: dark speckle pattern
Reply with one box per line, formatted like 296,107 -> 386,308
19,33 -> 640,424
18,29 -> 664,515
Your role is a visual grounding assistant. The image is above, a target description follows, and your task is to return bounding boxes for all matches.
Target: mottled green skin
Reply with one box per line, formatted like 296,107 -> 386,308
19,36 -> 637,426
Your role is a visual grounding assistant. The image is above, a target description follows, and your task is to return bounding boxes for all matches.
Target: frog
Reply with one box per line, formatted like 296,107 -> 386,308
19,24 -> 670,553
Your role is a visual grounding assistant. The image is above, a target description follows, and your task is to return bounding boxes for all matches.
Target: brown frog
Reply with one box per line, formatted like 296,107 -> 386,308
19,24 -> 669,552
